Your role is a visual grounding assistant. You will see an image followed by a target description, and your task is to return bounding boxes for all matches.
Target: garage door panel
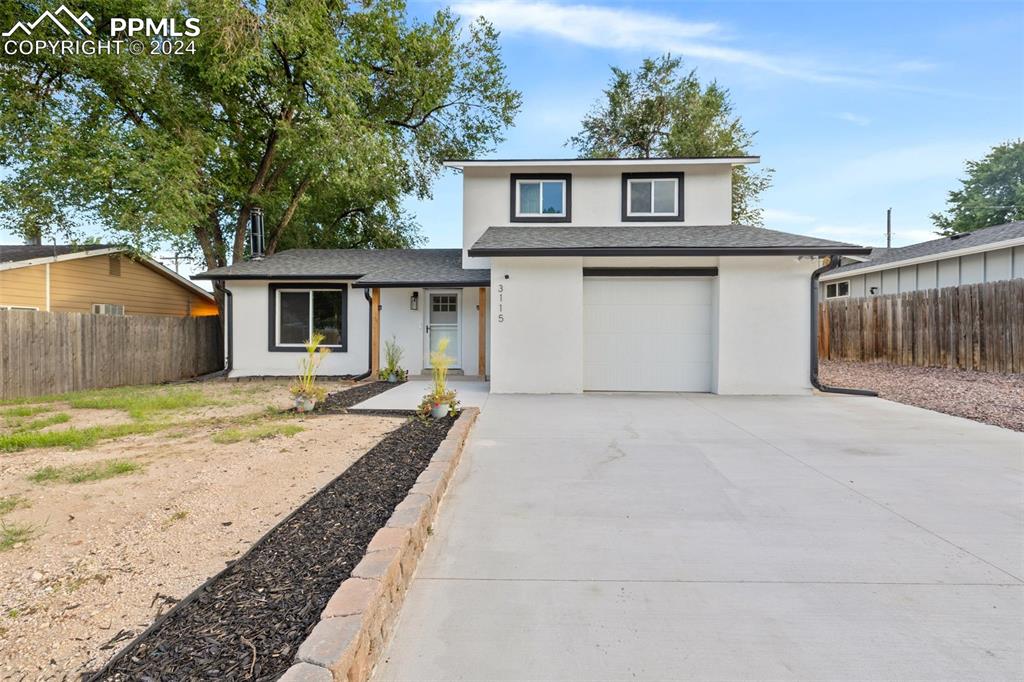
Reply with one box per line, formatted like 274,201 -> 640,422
583,278 -> 712,392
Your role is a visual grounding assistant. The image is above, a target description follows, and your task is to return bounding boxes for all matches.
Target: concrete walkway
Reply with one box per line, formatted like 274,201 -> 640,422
350,378 -> 490,412
375,393 -> 1024,681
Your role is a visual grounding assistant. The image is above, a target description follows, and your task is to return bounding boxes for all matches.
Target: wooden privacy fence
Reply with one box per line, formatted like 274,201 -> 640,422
0,310 -> 223,400
818,279 -> 1024,373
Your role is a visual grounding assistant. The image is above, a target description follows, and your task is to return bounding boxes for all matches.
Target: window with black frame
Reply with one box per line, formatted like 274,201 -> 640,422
270,285 -> 346,351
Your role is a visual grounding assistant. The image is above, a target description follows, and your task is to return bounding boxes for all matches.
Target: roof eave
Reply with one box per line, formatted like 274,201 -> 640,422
444,157 -> 759,169
192,273 -> 366,281
352,279 -> 491,289
469,246 -> 872,257
0,246 -> 124,271
820,234 -> 1024,281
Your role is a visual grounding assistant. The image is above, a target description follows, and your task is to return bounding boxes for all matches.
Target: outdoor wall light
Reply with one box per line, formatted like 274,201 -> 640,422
869,286 -> 879,295
410,291 -> 419,310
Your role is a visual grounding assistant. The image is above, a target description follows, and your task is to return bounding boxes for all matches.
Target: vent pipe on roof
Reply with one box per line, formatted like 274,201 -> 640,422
248,207 -> 265,260
24,232 -> 42,246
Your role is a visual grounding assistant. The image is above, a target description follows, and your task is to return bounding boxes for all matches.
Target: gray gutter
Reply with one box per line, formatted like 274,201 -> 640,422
352,280 -> 491,289
354,289 -> 374,381
810,257 -> 877,397
468,246 -> 873,258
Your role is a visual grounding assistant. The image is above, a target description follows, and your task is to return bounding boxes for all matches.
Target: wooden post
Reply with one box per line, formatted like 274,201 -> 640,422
370,288 -> 381,379
478,287 -> 487,378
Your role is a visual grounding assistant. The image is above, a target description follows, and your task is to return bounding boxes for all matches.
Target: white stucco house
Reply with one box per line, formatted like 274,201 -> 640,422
820,220 -> 1024,299
195,156 -> 870,394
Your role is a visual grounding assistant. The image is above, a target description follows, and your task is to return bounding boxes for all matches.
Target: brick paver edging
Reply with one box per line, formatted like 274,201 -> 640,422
279,408 -> 480,682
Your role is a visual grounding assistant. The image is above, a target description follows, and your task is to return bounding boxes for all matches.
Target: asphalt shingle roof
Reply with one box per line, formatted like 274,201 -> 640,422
193,248 -> 490,287
468,224 -> 868,256
0,244 -> 116,263
828,221 -> 1024,275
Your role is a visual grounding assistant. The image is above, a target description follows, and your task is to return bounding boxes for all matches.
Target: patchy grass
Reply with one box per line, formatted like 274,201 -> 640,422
161,510 -> 189,529
212,423 -> 304,445
0,495 -> 29,515
0,385 -> 219,421
7,413 -> 72,433
0,422 -> 167,453
1,406 -> 50,418
63,387 -> 217,420
1,521 -> 36,551
28,459 -> 143,485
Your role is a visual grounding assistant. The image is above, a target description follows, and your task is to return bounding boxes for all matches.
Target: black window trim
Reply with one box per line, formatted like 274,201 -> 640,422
509,173 -> 572,223
621,172 -> 685,222
268,283 -> 348,352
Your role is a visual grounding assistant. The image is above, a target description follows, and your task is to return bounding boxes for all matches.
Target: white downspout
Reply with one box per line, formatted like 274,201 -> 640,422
45,263 -> 51,311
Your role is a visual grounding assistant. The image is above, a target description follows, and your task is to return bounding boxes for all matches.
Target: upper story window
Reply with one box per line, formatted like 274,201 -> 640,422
510,173 -> 571,223
621,172 -> 684,221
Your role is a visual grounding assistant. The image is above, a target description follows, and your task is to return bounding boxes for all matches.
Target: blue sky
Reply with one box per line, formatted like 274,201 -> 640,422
408,0 -> 1024,250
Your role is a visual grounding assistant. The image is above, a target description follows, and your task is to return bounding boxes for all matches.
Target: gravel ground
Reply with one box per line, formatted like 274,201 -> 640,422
96,415 -> 454,681
820,360 -> 1024,432
0,380 -> 403,680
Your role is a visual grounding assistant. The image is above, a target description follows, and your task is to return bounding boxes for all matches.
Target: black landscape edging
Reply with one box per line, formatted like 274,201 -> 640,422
87,414 -> 455,682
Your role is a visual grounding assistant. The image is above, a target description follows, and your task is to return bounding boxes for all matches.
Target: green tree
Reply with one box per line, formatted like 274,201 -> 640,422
568,55 -> 772,225
0,0 -> 520,270
931,140 -> 1024,236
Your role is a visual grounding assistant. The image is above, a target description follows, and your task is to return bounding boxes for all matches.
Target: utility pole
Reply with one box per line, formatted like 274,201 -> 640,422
886,208 -> 892,249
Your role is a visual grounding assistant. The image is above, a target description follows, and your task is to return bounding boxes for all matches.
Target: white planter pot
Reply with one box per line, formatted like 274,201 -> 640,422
430,404 -> 448,419
294,396 -> 317,413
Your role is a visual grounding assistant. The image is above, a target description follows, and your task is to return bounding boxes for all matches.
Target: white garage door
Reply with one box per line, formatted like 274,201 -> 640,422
583,277 -> 713,392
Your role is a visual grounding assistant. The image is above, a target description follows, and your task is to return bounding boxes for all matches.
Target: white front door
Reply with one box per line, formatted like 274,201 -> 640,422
583,277 -> 713,391
425,291 -> 461,369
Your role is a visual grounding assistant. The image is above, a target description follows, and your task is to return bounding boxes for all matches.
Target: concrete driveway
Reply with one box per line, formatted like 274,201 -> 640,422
375,393 -> 1024,681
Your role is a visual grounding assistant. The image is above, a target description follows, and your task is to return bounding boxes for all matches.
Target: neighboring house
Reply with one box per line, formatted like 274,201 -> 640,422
820,221 -> 1024,299
196,156 -> 868,394
0,244 -> 218,317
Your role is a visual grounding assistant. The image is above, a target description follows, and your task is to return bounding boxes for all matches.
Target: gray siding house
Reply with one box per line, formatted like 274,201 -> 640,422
820,221 -> 1024,299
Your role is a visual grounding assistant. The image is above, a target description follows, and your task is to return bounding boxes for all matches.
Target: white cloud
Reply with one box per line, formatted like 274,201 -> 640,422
453,1 -> 878,84
836,112 -> 871,126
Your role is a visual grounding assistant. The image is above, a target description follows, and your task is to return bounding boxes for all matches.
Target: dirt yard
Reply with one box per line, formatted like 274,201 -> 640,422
820,360 -> 1024,432
0,380 -> 404,680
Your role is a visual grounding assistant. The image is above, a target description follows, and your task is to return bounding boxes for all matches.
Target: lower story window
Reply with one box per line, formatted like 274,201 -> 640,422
272,286 -> 346,350
825,281 -> 850,298
92,303 -> 125,315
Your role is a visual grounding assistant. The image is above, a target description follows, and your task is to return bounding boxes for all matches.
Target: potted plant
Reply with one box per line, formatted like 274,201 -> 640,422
418,337 -> 459,420
290,333 -> 331,412
381,337 -> 406,383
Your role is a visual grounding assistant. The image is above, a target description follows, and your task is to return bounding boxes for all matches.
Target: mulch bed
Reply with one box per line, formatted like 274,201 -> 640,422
90,414 -> 455,681
318,381 -> 402,412
820,360 -> 1024,432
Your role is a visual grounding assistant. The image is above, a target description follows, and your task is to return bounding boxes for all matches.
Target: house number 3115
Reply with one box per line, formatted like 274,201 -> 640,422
497,283 -> 504,323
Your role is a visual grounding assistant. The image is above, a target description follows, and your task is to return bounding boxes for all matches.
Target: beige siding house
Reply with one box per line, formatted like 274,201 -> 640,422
0,245 -> 218,317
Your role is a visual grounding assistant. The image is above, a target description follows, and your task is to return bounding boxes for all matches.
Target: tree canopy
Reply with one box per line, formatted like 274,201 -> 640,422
931,140 -> 1024,236
0,0 -> 521,269
568,55 -> 772,225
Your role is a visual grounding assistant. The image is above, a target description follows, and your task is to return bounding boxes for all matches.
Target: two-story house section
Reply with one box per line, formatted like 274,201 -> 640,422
196,156 -> 869,394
